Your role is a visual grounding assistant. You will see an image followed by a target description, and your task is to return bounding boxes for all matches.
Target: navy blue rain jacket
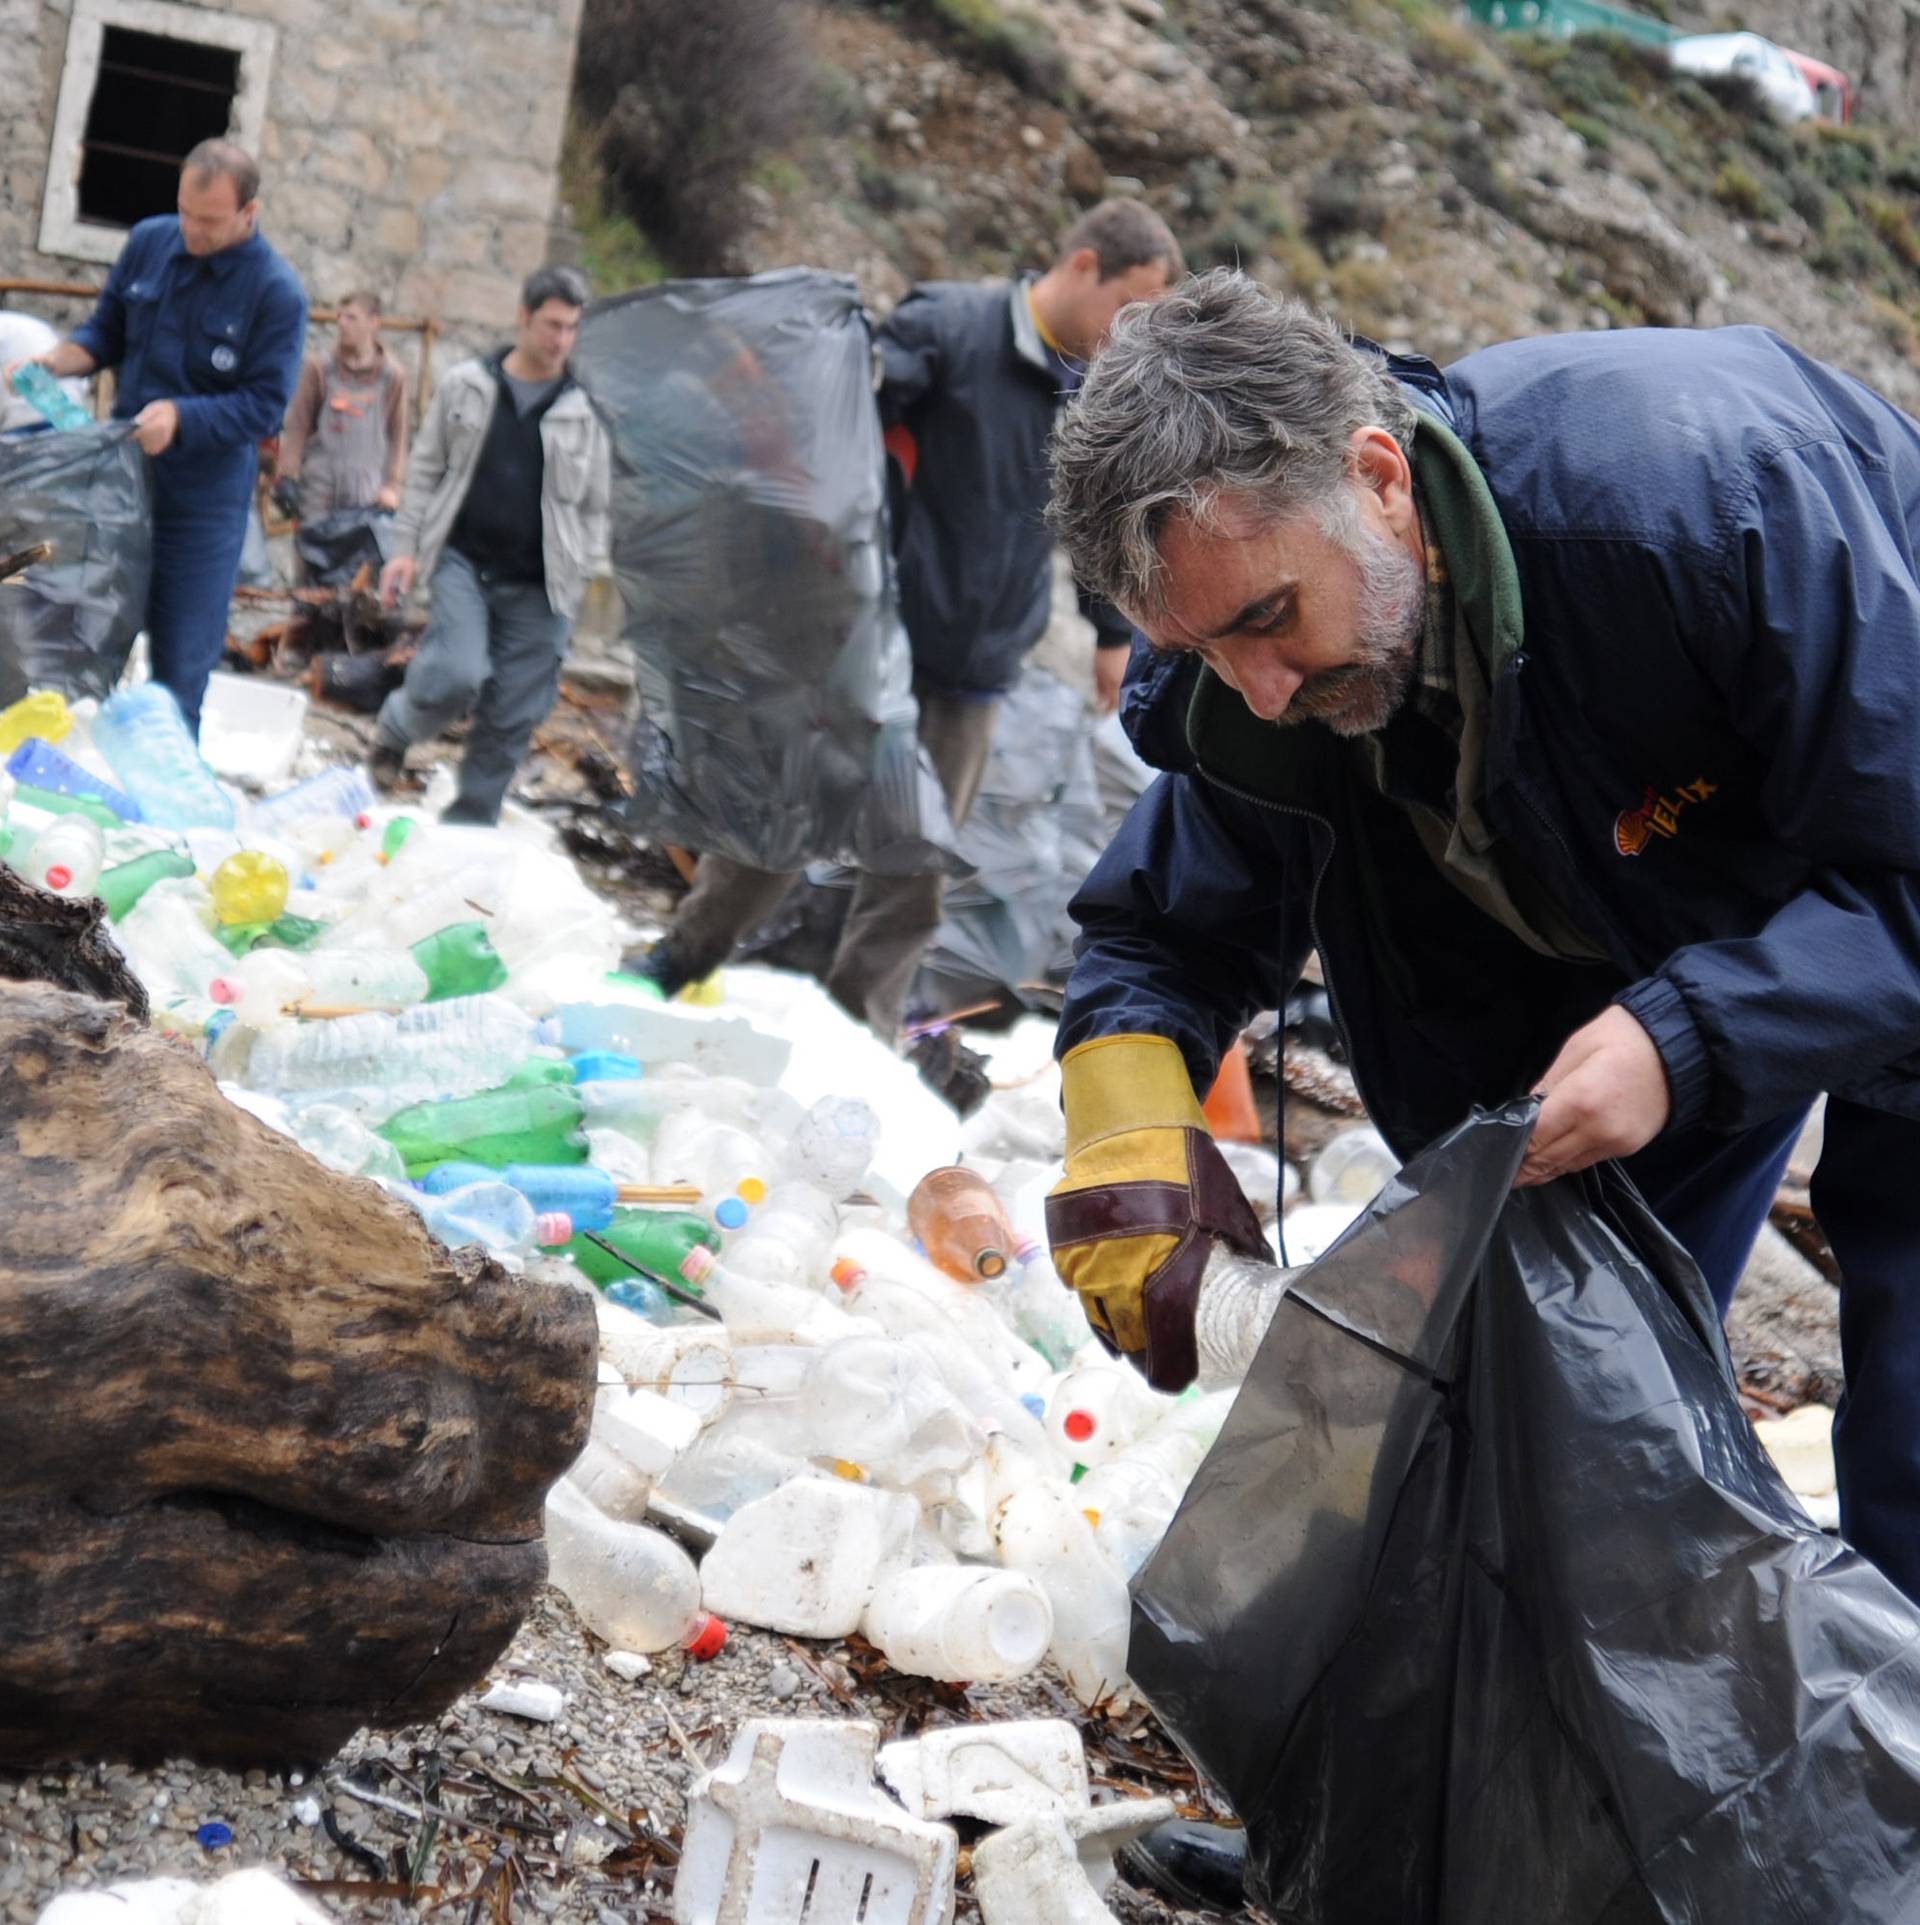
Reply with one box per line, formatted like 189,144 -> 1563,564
1058,325 -> 1920,1155
72,215 -> 307,498
879,277 -> 1131,696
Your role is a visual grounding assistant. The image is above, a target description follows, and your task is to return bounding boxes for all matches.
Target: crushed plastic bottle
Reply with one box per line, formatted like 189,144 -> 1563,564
408,1178 -> 571,1260
291,1103 -> 407,1182
10,361 -> 91,430
6,737 -> 141,820
92,683 -> 234,829
246,764 -> 376,837
909,1166 -> 1015,1282
543,1477 -> 726,1657
114,879 -> 234,1000
789,1094 -> 880,1193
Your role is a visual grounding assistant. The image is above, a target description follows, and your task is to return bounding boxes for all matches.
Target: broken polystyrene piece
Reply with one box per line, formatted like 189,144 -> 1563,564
604,1649 -> 654,1681
477,1678 -> 565,1722
699,1478 -> 917,1639
1063,1795 -> 1179,1898
673,1719 -> 957,1925
37,1869 -> 330,1925
971,1812 -> 1115,1925
876,1719 -> 1089,1827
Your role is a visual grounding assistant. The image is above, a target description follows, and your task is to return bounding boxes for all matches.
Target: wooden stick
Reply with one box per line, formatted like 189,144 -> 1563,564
614,1183 -> 703,1205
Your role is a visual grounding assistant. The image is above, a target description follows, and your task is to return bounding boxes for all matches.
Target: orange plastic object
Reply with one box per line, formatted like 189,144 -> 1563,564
908,1165 -> 1014,1282
1202,1038 -> 1263,1143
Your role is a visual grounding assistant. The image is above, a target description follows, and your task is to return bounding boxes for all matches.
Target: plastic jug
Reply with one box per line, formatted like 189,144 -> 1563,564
210,850 -> 290,925
0,689 -> 73,755
379,1084 -> 588,1176
860,1566 -> 1054,1684
410,1179 -> 571,1260
1045,1361 -> 1170,1472
96,848 -> 195,920
909,1166 -> 1015,1282
6,738 -> 141,820
15,813 -> 103,898
92,683 -> 234,829
543,1478 -> 725,1657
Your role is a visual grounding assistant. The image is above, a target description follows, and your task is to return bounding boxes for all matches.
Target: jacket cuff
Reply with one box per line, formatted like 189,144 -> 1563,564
1614,975 -> 1712,1134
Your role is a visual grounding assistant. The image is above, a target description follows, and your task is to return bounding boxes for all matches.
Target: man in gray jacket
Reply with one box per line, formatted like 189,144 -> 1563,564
374,265 -> 609,824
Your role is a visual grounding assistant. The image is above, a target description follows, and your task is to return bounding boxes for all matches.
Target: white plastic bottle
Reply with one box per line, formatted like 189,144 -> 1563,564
16,812 -> 104,898
1076,1392 -> 1234,1577
992,1481 -> 1133,1708
543,1477 -> 726,1656
1044,1360 -> 1171,1471
859,1566 -> 1054,1685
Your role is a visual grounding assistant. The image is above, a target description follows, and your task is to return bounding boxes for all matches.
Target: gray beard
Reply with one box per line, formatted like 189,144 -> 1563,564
1282,521 -> 1426,738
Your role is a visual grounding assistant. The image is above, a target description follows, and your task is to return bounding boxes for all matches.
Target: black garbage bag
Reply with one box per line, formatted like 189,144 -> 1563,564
295,505 -> 398,586
0,424 -> 151,701
1132,1101 -> 1920,1924
572,269 -> 960,877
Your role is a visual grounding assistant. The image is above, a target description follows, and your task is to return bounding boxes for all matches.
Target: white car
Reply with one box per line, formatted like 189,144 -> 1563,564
1669,32 -> 1818,122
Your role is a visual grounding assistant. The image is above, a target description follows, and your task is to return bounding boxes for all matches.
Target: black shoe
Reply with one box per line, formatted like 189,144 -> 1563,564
1119,1818 -> 1247,1916
618,937 -> 695,1000
905,1028 -> 992,1118
368,740 -> 406,797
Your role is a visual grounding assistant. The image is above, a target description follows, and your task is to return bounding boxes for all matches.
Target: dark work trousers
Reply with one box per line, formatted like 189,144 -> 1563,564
665,685 -> 999,1041
376,547 -> 569,825
147,457 -> 254,734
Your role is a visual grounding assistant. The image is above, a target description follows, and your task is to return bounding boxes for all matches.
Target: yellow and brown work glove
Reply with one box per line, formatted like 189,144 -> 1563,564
1046,1034 -> 1270,1392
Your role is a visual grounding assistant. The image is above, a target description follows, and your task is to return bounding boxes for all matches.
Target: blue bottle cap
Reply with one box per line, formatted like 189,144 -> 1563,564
195,1822 -> 233,1850
1020,1393 -> 1046,1420
713,1196 -> 749,1230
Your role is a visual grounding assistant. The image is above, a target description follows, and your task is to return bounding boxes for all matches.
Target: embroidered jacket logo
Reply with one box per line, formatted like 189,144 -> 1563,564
1615,777 -> 1718,856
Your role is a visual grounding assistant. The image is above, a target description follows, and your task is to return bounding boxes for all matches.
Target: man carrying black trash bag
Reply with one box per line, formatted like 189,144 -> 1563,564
1041,271 -> 1920,1913
628,202 -> 1183,1093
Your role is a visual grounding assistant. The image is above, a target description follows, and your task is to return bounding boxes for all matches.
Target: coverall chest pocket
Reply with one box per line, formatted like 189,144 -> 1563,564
195,310 -> 246,385
545,418 -> 592,504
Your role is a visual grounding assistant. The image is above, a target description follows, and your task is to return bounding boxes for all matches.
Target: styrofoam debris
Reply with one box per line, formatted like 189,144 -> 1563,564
604,1649 -> 654,1681
1063,1795 -> 1179,1897
877,1719 -> 1089,1825
673,1719 -> 956,1925
971,1812 -> 1116,1924
477,1678 -> 565,1722
38,1868 -> 329,1925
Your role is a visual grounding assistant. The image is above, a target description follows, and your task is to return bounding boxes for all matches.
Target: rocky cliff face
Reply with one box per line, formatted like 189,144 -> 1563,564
712,0 -> 1920,410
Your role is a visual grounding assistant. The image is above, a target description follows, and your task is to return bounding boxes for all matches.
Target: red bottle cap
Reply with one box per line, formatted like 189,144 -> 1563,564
684,1613 -> 727,1660
534,1212 -> 572,1246
354,812 -> 372,829
1063,1409 -> 1096,1444
44,866 -> 71,891
209,978 -> 240,1005
829,1257 -> 866,1293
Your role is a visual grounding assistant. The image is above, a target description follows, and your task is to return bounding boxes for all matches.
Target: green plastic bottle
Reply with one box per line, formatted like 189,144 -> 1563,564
498,1053 -> 577,1090
412,920 -> 509,1000
97,848 -> 196,921
379,1084 -> 587,1177
14,783 -> 121,830
566,1207 -> 720,1287
380,816 -> 416,864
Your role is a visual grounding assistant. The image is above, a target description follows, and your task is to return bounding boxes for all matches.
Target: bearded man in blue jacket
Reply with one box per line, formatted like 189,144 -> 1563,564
1048,267 -> 1920,1911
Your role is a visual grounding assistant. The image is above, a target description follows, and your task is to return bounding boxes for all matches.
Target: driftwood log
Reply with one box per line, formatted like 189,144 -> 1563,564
0,872 -> 597,1766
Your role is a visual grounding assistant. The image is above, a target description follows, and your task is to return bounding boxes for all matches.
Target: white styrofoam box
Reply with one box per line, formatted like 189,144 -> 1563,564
674,1719 -> 956,1925
877,1719 -> 1089,1827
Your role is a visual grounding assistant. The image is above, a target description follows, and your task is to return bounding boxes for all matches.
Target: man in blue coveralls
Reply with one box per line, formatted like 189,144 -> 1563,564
3,139 -> 307,731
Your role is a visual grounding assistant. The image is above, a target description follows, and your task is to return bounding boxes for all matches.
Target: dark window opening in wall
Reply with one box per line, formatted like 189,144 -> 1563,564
76,27 -> 240,229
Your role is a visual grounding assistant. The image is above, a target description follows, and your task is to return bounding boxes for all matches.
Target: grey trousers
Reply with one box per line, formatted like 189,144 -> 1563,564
377,547 -> 570,824
666,686 -> 999,1041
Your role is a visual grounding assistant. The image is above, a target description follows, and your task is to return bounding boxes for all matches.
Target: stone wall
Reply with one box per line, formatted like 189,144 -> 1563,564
2,0 -> 583,371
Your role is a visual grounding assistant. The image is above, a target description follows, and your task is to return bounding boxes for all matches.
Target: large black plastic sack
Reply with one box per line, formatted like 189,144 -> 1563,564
296,505 -> 397,586
0,425 -> 151,702
1132,1102 -> 1920,1924
573,270 -> 960,877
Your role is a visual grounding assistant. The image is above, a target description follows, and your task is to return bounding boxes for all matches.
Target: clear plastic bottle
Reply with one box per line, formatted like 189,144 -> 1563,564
209,850 -> 289,926
247,764 -> 376,836
788,1335 -> 983,1497
575,1076 -> 681,1141
909,1166 -> 1015,1282
981,1241 -> 1095,1370
596,1300 -> 734,1427
543,1477 -> 726,1656
210,946 -> 431,1026
1076,1391 -> 1234,1576
788,1095 -> 880,1193
114,878 -> 233,1000
992,1480 -> 1133,1707
860,1566 -> 1054,1684
15,812 -> 103,898
1192,1244 -> 1297,1389
92,683 -> 234,829
1308,1125 -> 1400,1206
719,1181 -> 841,1291
10,362 -> 91,431
651,1107 -> 772,1204
291,1103 -> 407,1182
246,993 -> 543,1098
409,1179 -> 571,1260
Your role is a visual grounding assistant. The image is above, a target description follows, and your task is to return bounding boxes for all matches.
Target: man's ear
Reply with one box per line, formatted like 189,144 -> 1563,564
1348,425 -> 1416,530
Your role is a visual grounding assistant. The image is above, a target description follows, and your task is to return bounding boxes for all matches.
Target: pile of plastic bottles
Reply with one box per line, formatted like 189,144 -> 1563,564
0,682 -> 1401,1705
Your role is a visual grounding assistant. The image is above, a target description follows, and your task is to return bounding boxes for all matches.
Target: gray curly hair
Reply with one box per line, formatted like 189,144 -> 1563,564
1047,269 -> 1417,620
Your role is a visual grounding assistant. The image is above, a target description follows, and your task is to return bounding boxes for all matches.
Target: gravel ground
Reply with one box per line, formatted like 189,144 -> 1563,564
6,1588 -> 1246,1923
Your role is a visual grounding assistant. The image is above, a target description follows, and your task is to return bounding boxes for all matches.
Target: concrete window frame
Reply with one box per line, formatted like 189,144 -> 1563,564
39,0 -> 277,265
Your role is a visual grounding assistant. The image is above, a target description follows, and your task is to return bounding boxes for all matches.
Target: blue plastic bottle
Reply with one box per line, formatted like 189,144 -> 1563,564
92,684 -> 234,829
421,1158 -> 620,1232
570,1050 -> 643,1084
4,739 -> 142,820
